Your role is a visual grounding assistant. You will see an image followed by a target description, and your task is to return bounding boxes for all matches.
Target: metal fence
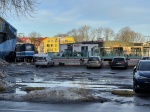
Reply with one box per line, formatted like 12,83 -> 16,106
48,51 -> 149,59
89,51 -> 149,59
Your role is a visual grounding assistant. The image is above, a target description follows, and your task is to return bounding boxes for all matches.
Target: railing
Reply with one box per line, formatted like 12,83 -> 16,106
89,51 -> 148,59
48,51 -> 149,59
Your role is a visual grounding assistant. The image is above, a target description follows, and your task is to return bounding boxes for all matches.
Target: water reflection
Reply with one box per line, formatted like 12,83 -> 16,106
15,88 -> 27,95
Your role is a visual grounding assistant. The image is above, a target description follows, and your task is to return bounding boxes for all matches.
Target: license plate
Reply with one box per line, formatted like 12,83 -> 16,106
116,63 -> 121,64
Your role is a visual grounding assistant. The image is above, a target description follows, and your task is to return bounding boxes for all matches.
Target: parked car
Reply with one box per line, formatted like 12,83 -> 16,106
86,56 -> 103,69
35,55 -> 54,68
110,57 -> 128,69
133,60 -> 150,93
141,56 -> 150,60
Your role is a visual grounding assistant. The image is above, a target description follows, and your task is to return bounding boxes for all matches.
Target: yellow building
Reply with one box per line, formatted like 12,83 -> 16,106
42,37 -> 75,53
42,37 -> 59,53
60,37 -> 75,44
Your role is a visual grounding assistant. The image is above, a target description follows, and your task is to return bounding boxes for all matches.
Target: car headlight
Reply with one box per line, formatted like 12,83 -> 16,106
134,73 -> 147,80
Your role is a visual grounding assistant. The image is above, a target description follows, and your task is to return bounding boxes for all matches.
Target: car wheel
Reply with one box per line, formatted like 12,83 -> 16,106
46,63 -> 49,67
36,65 -> 38,68
111,67 -> 114,69
133,83 -> 140,93
51,62 -> 54,66
125,67 -> 128,70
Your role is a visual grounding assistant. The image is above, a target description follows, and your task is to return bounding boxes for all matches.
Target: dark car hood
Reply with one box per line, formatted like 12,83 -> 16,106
138,71 -> 150,78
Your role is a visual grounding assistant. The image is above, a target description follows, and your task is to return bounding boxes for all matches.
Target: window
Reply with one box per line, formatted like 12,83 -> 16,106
113,58 -> 125,61
25,44 -> 34,51
88,57 -> 99,61
139,62 -> 150,71
0,33 -> 6,43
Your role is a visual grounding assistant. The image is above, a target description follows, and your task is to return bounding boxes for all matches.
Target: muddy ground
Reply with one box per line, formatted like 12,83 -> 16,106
0,63 -> 150,107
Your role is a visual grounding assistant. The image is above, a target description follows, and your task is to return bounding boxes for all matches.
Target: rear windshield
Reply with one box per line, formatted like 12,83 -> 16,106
88,57 -> 99,61
138,62 -> 150,71
142,57 -> 150,60
113,58 -> 125,61
36,57 -> 46,60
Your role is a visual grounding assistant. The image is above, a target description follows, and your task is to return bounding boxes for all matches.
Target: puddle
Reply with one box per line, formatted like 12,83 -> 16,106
15,88 -> 27,95
32,75 -> 44,82
7,70 -> 33,77
15,80 -> 119,95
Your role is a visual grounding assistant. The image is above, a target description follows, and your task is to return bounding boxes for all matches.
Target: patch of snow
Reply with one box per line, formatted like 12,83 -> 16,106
0,70 -> 7,78
24,87 -> 95,102
0,58 -> 9,66
0,87 -> 109,102
0,69 -> 14,89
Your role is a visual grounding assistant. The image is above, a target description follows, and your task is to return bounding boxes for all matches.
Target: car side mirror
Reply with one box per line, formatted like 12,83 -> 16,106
133,66 -> 137,74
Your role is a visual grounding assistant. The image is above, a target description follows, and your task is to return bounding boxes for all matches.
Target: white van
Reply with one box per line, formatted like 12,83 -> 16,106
34,54 -> 54,68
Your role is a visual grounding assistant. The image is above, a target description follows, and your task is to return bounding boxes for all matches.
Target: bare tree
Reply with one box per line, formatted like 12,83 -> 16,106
67,25 -> 145,43
67,29 -> 80,42
134,33 -> 145,43
90,27 -> 103,41
90,29 -> 97,41
115,26 -> 137,42
67,26 -> 114,42
29,31 -> 41,44
54,34 -> 68,37
103,27 -> 114,41
0,0 -> 39,18
67,25 -> 91,42
96,27 -> 103,39
29,31 -> 41,38
78,25 -> 91,41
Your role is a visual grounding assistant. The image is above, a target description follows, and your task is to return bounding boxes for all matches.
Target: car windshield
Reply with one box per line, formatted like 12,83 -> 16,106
88,57 -> 99,61
113,58 -> 125,61
138,62 -> 150,71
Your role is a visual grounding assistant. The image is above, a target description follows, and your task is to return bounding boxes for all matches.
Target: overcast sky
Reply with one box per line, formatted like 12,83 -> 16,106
7,0 -> 150,37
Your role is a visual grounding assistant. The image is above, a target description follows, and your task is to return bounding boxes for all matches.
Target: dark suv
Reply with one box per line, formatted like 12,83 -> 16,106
133,60 -> 150,93
110,57 -> 128,69
141,56 -> 150,60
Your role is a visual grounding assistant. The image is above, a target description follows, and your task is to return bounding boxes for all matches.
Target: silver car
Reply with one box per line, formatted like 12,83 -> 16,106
86,56 -> 103,69
35,55 -> 54,68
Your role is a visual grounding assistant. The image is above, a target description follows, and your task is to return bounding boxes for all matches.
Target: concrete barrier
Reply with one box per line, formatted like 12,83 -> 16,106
53,58 -> 88,66
53,58 -> 140,66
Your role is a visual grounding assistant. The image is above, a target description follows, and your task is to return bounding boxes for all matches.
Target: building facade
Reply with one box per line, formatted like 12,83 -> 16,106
17,37 -> 148,57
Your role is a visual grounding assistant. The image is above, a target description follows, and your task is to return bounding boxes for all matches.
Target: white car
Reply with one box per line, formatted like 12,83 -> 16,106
35,55 -> 54,68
